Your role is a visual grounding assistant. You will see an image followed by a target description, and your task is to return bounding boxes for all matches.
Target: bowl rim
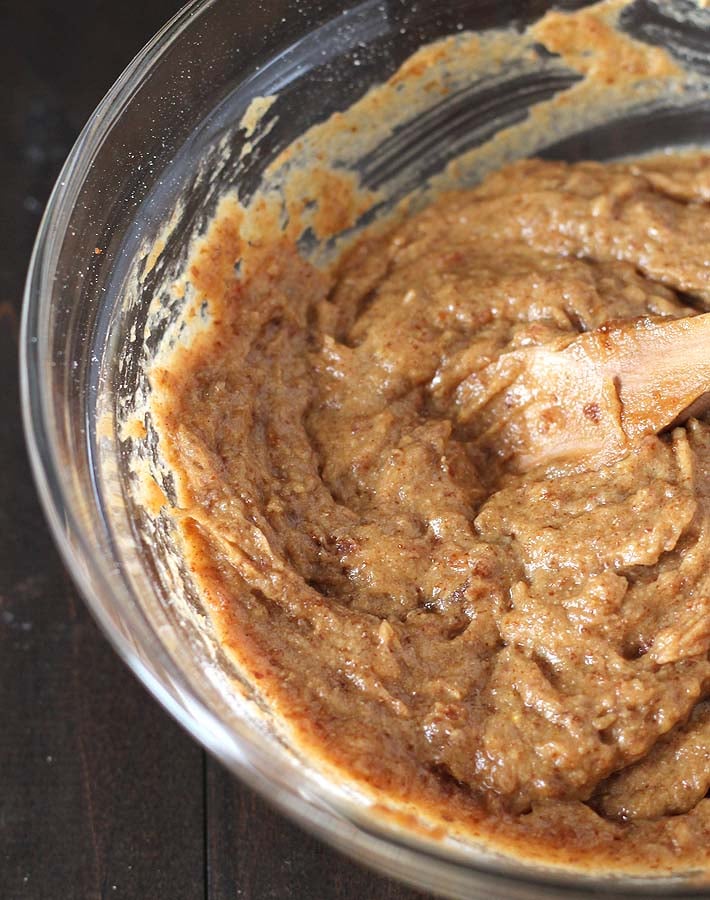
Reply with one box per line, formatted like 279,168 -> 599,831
19,1 -> 710,896
19,0 -> 227,751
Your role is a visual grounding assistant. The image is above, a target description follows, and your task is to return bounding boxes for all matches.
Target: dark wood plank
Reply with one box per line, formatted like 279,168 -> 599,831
206,760 -> 427,900
0,2 -> 205,898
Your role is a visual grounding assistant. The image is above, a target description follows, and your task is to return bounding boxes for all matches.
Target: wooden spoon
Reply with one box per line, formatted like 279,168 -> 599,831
458,313 -> 710,473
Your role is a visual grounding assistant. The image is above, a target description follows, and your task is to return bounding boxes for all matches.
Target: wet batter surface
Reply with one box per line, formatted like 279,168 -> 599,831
152,154 -> 710,873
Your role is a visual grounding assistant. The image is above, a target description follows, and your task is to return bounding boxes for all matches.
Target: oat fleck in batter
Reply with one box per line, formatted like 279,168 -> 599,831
152,155 -> 710,872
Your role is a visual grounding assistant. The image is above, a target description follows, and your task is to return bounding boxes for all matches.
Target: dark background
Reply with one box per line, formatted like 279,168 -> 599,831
0,2 -> 423,897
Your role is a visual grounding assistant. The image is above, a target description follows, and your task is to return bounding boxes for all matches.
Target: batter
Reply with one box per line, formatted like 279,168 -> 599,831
151,154 -> 710,872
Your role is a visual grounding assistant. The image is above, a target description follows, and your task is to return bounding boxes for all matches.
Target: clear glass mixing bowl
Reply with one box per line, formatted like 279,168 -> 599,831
21,0 -> 710,896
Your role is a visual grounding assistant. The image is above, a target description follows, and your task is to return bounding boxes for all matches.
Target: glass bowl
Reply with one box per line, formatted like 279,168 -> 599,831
21,0 -> 710,897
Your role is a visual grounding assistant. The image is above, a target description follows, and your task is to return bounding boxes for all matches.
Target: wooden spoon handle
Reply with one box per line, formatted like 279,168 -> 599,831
494,312 -> 710,473
590,312 -> 710,436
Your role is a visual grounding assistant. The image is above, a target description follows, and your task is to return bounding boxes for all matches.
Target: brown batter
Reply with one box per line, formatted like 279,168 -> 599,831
152,154 -> 710,873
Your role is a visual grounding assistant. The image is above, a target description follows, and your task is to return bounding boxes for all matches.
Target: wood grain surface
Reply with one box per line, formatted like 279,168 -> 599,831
0,2 -> 424,897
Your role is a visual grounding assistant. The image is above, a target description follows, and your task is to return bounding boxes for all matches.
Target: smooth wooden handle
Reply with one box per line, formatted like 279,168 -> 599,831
463,313 -> 710,473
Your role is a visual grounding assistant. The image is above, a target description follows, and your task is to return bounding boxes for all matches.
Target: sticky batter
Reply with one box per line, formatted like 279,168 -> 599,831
151,153 -> 710,872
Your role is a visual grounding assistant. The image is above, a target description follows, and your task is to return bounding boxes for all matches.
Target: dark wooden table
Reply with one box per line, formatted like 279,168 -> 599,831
0,3 -> 425,897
